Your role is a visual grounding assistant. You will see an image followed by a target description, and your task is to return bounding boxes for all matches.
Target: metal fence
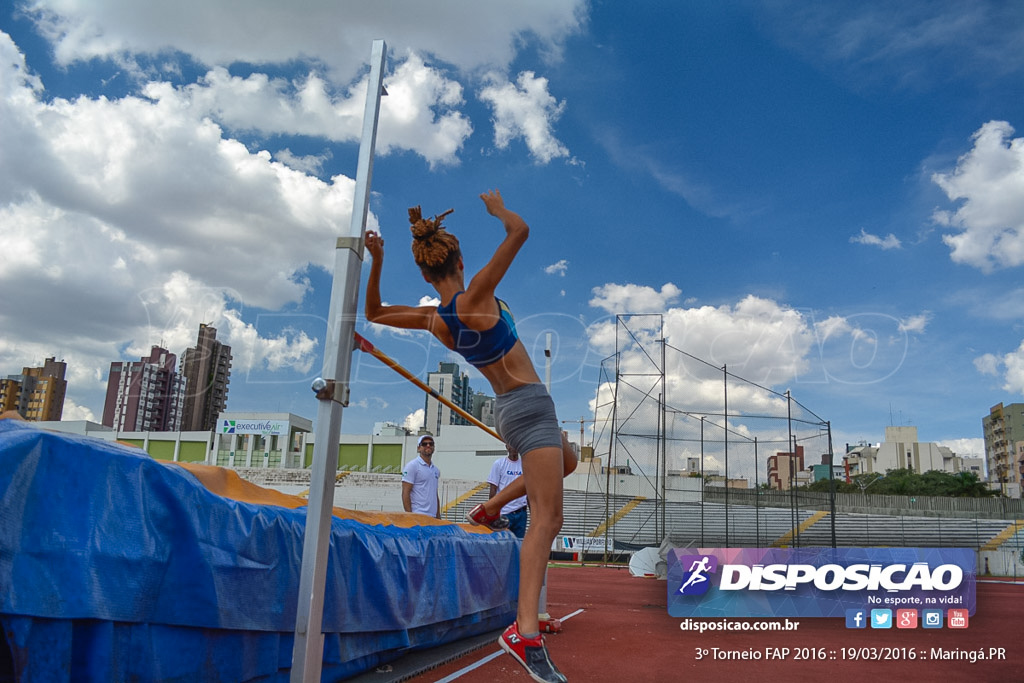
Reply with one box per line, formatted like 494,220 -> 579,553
703,487 -> 1024,520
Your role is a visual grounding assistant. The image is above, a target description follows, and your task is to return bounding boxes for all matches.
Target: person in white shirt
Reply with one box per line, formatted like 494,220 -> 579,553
488,446 -> 528,537
402,435 -> 440,518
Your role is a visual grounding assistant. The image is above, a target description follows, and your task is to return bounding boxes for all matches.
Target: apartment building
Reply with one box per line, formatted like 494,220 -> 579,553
983,402 -> 1024,497
180,324 -> 232,431
102,346 -> 185,432
0,357 -> 67,421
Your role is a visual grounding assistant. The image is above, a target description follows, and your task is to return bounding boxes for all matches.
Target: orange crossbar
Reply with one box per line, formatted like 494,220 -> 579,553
354,332 -> 504,442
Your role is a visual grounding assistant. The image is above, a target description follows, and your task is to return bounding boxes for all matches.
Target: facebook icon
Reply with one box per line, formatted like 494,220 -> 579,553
845,609 -> 866,629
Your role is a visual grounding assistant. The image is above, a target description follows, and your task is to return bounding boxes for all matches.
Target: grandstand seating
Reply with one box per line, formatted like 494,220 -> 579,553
255,471 -> 1024,552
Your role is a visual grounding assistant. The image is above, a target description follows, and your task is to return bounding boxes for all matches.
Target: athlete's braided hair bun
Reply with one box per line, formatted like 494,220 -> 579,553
409,206 -> 459,270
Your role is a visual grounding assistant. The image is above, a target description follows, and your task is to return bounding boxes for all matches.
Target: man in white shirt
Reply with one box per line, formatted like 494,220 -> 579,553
487,446 -> 528,538
402,434 -> 440,518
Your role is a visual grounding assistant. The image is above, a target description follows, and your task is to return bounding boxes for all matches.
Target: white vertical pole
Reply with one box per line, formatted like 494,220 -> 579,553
540,331 -> 552,615
544,332 -> 552,391
290,39 -> 387,682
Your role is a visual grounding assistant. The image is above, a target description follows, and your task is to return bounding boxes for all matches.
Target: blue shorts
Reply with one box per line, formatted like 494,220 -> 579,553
494,383 -> 562,456
505,506 -> 528,539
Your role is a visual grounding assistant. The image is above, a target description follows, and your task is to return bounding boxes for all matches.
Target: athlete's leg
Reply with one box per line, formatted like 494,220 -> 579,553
516,444 -> 564,636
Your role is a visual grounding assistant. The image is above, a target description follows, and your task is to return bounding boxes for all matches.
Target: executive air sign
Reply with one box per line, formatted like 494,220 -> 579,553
219,419 -> 288,436
667,547 -> 976,618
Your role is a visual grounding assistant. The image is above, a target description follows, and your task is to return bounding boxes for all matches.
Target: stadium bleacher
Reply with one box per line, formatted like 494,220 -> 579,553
258,471 -> 1024,553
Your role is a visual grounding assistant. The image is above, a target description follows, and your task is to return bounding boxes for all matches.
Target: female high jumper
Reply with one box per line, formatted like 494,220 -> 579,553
364,189 -> 577,683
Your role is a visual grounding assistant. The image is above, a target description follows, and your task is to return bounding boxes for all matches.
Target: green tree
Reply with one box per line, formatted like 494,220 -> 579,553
798,468 -> 999,498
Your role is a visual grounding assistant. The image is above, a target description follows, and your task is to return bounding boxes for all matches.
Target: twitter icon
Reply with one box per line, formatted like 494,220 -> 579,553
870,609 -> 892,629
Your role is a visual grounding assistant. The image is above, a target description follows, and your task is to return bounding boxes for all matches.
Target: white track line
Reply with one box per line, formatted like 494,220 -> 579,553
432,610 -> 585,683
431,650 -> 503,683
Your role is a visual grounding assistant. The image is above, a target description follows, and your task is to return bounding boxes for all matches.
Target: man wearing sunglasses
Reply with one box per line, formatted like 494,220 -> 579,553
402,434 -> 441,519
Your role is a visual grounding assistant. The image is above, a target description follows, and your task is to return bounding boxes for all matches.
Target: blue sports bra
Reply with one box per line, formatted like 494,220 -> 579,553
436,293 -> 519,369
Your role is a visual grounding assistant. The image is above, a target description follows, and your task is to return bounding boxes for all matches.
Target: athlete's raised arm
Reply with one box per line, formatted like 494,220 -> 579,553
463,190 -> 529,308
364,230 -> 435,330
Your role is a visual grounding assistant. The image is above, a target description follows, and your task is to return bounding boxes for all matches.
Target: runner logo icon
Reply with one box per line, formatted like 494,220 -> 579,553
677,555 -> 718,596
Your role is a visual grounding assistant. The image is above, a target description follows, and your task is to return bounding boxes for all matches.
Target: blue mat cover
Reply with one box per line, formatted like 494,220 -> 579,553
0,420 -> 519,681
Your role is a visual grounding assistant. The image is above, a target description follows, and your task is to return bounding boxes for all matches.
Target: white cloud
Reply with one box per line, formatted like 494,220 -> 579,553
1002,341 -> 1024,395
587,380 -> 616,425
973,340 -> 1024,395
850,228 -> 901,249
973,353 -> 1000,376
933,121 -> 1024,272
586,292 -> 816,402
223,315 -> 318,375
479,71 -> 570,164
404,408 -> 425,432
898,313 -> 930,334
14,1 -> 586,170
814,315 -> 853,341
24,0 -> 587,84
661,295 -> 818,387
584,290 -> 926,422
153,54 -> 472,168
588,282 -> 682,314
60,398 -> 97,422
937,437 -> 985,461
544,259 -> 569,276
274,148 -> 332,176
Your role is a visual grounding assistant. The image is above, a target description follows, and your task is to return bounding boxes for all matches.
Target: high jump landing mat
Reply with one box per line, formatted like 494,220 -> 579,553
0,419 -> 519,681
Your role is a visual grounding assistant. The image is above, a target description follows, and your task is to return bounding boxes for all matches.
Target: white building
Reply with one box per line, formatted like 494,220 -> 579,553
846,426 -> 961,475
961,457 -> 985,479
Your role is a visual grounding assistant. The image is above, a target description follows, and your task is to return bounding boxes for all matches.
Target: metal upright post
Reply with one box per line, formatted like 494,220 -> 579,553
700,416 -> 705,547
290,39 -> 387,683
659,330 -> 667,541
827,421 -> 837,549
786,390 -> 797,548
754,437 -> 760,547
723,364 -> 729,548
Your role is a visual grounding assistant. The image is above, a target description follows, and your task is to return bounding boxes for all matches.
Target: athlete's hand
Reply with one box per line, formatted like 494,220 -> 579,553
365,231 -> 384,260
480,189 -> 506,217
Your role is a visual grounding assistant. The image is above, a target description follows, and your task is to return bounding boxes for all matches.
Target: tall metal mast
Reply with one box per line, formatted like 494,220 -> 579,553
290,39 -> 387,682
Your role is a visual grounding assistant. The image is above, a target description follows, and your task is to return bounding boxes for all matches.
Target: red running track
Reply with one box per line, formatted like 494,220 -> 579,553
407,565 -> 1023,683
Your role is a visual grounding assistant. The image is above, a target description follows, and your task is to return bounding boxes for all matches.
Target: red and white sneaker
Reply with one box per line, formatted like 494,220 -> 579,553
538,613 -> 563,634
466,503 -> 510,530
498,622 -> 567,683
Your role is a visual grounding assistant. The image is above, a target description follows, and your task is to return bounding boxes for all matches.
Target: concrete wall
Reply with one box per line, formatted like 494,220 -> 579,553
978,549 -> 1024,579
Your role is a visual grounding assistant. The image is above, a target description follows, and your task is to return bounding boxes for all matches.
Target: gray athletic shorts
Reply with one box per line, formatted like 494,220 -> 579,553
494,383 -> 563,456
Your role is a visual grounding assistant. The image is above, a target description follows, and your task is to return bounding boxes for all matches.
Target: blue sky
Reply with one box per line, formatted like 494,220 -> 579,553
2,1 -> 1023,473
